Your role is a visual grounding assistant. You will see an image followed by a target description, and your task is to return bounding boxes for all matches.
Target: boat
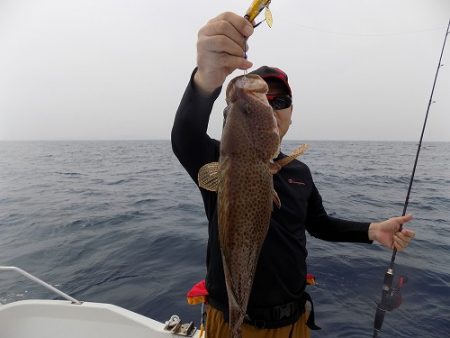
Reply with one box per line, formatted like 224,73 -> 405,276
0,266 -> 200,338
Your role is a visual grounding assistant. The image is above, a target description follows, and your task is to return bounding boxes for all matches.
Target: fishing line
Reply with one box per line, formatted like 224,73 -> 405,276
373,18 -> 450,338
294,24 -> 447,37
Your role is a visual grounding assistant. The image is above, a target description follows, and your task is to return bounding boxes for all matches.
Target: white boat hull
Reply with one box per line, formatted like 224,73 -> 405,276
0,299 -> 200,338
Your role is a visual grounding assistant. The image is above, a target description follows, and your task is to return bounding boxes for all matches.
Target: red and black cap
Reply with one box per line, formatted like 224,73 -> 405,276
249,66 -> 292,96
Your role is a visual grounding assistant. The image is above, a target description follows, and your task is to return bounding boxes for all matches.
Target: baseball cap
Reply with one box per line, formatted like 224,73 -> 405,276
249,66 -> 292,96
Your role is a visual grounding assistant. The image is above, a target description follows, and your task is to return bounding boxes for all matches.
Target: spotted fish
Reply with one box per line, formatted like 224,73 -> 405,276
198,74 -> 308,338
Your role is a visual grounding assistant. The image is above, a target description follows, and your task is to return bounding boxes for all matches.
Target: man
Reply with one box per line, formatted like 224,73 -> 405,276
171,12 -> 415,338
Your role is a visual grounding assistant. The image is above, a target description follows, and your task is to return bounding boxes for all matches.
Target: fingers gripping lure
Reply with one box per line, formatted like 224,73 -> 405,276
242,0 -> 273,69
245,0 -> 273,28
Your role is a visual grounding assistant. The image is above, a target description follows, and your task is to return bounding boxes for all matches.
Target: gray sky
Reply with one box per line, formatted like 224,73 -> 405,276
0,0 -> 449,141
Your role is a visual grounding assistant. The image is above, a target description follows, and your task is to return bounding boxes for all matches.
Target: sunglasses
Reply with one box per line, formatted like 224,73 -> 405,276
266,94 -> 292,110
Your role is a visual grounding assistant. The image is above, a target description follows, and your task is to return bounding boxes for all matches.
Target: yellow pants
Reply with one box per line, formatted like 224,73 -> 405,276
205,305 -> 311,338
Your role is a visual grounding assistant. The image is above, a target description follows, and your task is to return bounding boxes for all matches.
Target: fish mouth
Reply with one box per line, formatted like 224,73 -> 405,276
235,75 -> 268,96
226,74 -> 270,107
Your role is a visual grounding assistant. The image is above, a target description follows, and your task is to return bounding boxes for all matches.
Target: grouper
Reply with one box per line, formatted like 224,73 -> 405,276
198,74 -> 308,338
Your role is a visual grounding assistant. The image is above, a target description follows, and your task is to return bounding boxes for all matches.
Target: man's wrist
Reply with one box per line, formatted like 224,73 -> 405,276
193,69 -> 222,95
368,222 -> 377,241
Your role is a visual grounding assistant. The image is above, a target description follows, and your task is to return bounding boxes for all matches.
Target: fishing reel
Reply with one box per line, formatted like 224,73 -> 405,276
373,274 -> 408,337
377,275 -> 408,312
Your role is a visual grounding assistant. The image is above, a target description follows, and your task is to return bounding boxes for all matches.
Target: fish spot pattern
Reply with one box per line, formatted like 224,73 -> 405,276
218,74 -> 280,338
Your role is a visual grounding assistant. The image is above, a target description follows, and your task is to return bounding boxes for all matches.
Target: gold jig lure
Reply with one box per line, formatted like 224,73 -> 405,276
244,0 -> 273,28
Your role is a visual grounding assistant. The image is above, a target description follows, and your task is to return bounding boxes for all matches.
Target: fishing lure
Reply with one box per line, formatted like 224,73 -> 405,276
242,0 -> 273,70
244,0 -> 273,28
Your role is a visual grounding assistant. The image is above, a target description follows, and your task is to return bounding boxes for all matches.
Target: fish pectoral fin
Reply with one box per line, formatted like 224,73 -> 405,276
198,162 -> 219,191
269,161 -> 282,174
273,189 -> 281,209
275,144 -> 309,168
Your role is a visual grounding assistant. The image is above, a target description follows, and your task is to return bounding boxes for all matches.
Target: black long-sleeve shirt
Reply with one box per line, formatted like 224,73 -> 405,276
171,69 -> 372,313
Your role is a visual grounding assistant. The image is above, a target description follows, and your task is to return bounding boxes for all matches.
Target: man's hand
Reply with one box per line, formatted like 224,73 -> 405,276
194,12 -> 254,94
369,214 -> 415,251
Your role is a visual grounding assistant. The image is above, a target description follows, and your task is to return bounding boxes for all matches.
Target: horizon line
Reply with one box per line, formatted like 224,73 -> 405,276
1,139 -> 449,143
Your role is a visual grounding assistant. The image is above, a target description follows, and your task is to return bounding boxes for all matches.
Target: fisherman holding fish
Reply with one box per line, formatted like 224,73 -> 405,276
171,11 -> 415,338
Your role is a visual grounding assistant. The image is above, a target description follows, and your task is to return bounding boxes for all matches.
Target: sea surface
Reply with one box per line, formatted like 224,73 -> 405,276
0,140 -> 449,338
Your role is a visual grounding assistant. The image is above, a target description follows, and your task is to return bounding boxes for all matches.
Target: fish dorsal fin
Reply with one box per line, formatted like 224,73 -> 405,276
198,162 -> 220,191
275,144 -> 309,168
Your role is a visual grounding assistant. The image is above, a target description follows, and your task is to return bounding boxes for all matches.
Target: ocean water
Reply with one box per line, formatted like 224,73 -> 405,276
0,140 -> 449,338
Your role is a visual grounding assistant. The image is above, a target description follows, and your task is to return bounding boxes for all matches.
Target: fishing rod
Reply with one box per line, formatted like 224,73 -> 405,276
373,18 -> 450,338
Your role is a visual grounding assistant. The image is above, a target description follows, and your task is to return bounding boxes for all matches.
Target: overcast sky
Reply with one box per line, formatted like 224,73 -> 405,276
0,0 -> 449,141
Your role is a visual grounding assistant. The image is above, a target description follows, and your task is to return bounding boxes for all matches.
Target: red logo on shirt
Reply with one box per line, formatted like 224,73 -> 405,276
288,178 -> 305,185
